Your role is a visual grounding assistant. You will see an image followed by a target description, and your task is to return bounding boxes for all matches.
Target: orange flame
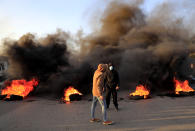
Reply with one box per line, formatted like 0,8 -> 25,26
63,86 -> 82,102
174,78 -> 194,94
129,85 -> 149,99
1,78 -> 38,98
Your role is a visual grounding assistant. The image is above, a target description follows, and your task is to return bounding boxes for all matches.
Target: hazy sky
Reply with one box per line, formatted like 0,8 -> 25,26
0,0 -> 192,42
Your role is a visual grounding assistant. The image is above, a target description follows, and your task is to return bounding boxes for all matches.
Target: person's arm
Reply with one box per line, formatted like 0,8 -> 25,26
103,71 -> 108,91
115,71 -> 120,90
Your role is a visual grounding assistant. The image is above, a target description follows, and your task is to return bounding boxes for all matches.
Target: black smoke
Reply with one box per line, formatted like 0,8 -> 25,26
80,1 -> 195,93
3,31 -> 93,96
6,33 -> 69,81
2,0 -> 195,96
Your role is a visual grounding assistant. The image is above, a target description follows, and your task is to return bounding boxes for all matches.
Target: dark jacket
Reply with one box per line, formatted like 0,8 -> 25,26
104,69 -> 120,89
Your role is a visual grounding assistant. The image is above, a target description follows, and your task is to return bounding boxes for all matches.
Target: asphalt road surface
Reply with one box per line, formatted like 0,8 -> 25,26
1,91 -> 195,131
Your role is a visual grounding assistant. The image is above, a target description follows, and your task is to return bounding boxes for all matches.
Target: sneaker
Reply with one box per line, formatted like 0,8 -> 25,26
103,121 -> 113,125
90,118 -> 101,122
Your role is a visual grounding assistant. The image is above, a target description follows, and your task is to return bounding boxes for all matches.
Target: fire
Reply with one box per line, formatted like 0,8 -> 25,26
63,86 -> 82,102
1,78 -> 38,98
129,85 -> 149,99
174,78 -> 194,94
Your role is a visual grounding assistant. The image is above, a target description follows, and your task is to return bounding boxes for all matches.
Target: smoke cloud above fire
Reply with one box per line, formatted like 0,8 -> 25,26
81,0 -> 195,93
1,0 -> 195,95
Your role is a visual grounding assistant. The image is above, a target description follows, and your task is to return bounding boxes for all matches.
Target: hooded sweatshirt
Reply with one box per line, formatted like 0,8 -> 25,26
92,64 -> 107,97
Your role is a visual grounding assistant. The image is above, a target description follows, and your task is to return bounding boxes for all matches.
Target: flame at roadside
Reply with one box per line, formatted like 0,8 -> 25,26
63,86 -> 82,103
1,78 -> 38,98
174,78 -> 194,94
129,85 -> 150,99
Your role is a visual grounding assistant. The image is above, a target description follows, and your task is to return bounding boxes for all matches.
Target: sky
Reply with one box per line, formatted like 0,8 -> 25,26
0,0 -> 193,42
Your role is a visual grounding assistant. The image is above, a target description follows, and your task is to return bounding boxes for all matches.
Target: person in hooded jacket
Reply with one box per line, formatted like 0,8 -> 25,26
90,64 -> 113,125
104,63 -> 120,111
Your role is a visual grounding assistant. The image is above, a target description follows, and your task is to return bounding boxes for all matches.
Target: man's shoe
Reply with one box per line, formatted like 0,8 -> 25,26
115,107 -> 119,112
90,118 -> 101,122
103,121 -> 113,125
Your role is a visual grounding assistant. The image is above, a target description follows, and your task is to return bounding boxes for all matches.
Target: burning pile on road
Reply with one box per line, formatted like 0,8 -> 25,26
62,86 -> 82,103
129,77 -> 195,99
129,85 -> 150,100
173,78 -> 195,96
0,78 -> 38,101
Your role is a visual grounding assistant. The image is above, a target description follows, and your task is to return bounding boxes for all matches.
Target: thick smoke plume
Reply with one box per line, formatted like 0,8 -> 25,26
2,0 -> 195,96
5,32 -> 69,80
3,31 -> 93,96
81,1 -> 195,93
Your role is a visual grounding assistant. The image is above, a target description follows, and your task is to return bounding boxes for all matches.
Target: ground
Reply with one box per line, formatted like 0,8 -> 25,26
1,90 -> 195,131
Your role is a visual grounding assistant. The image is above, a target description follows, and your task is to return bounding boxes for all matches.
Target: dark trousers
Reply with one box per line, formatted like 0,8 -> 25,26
106,87 -> 118,109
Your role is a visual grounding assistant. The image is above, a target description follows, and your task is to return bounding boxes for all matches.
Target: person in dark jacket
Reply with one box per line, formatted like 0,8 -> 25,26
104,63 -> 120,111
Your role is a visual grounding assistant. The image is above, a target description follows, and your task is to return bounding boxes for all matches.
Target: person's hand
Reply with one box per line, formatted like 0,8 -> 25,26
116,86 -> 119,90
99,96 -> 104,100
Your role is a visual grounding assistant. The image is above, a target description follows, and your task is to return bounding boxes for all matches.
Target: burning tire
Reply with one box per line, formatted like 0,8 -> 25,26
69,94 -> 82,101
128,95 -> 151,100
177,91 -> 195,96
61,86 -> 83,103
0,94 -> 23,101
0,78 -> 38,101
0,95 -> 6,100
129,85 -> 150,100
4,95 -> 23,101
165,91 -> 195,97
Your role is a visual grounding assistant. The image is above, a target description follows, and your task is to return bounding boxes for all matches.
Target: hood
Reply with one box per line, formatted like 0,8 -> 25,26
97,64 -> 107,72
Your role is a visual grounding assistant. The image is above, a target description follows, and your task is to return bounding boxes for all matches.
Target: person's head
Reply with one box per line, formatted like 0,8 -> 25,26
97,64 -> 107,72
108,63 -> 114,71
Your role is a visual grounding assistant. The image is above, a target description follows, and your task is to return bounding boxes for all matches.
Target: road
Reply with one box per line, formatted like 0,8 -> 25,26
1,91 -> 195,131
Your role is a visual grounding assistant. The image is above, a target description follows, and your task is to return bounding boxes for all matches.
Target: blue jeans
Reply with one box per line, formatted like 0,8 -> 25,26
91,96 -> 107,122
